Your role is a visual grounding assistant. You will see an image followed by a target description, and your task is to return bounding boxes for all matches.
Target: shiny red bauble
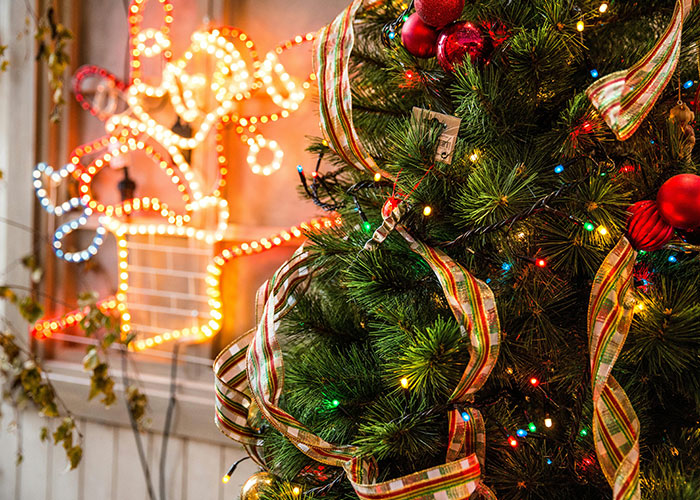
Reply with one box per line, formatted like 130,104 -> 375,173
401,13 -> 439,58
382,196 -> 401,219
415,0 -> 464,28
625,200 -> 674,251
656,174 -> 700,230
436,21 -> 489,72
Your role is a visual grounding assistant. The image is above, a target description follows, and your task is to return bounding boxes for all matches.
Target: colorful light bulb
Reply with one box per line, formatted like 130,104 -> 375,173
528,422 -> 537,432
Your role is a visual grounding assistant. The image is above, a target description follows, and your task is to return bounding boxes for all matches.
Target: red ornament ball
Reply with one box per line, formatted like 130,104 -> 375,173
626,200 -> 674,251
656,174 -> 700,230
401,14 -> 439,58
436,21 -> 489,72
382,196 -> 401,219
415,0 -> 464,28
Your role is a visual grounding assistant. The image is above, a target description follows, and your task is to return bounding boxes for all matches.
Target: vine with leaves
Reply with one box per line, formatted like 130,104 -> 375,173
0,284 -> 148,470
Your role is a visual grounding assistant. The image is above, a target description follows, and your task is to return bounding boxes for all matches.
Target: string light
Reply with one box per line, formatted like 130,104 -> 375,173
536,258 -> 547,268
584,222 -> 595,232
668,254 -> 678,263
400,377 -> 410,389
576,20 -> 585,32
422,206 -> 432,216
362,221 -> 372,232
683,80 -> 694,89
554,164 -> 565,174
508,436 -> 518,447
501,262 -> 512,272
544,417 -> 553,428
331,399 -> 340,407
461,411 -> 471,422
596,226 -> 609,236
469,151 -> 481,163
529,377 -> 540,387
373,173 -> 382,182
516,429 -> 527,438
579,428 -> 589,437
33,217 -> 340,348
528,422 -> 537,432
292,486 -> 301,496
599,2 -> 608,13
590,69 -> 599,78
222,475 -> 230,484
634,302 -> 645,313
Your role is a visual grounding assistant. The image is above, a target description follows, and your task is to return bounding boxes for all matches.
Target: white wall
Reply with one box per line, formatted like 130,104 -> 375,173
0,407 -> 260,500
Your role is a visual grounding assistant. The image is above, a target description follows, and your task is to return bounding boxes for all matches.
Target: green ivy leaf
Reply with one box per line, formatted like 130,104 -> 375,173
66,446 -> 82,469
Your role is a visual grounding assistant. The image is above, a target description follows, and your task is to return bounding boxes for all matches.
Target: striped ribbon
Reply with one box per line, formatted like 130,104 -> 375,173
586,0 -> 698,141
214,230 -> 501,497
587,237 -> 640,500
314,0 -> 394,180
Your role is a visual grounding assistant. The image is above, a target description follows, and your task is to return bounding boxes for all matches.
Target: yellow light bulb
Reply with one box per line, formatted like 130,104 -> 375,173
469,151 -> 480,163
374,173 -> 382,182
423,206 -> 432,216
596,226 -> 608,236
599,3 -> 608,13
400,377 -> 409,389
222,475 -> 230,484
544,417 -> 553,428
292,486 -> 301,495
577,20 -> 585,32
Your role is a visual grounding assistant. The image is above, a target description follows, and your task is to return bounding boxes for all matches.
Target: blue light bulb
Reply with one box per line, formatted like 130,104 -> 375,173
684,80 -> 694,89
668,255 -> 677,263
516,429 -> 527,437
554,164 -> 565,174
546,459 -> 553,465
296,165 -> 303,173
501,262 -> 512,272
590,69 -> 599,78
461,411 -> 471,422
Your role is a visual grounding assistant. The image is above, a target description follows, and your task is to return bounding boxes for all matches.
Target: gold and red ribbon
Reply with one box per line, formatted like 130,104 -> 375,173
314,0 -> 394,180
587,0 -> 699,141
587,237 -> 640,500
214,228 -> 501,497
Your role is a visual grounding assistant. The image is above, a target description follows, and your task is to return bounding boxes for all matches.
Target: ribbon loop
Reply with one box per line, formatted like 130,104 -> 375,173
587,237 -> 640,500
314,0 -> 394,180
587,0 -> 699,141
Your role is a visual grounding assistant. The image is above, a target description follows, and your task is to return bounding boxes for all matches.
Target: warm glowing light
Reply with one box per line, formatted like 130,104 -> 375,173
529,377 -> 539,387
596,226 -> 608,236
292,486 -> 301,495
508,436 -> 518,447
469,151 -> 480,163
400,377 -> 409,389
423,206 -> 432,216
544,417 -> 553,428
599,3 -> 608,13
222,475 -> 230,484
577,20 -> 585,32
373,172 -> 382,182
536,258 -> 547,268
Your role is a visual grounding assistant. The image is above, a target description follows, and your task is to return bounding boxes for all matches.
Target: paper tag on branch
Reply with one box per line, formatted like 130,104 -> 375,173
413,107 -> 461,164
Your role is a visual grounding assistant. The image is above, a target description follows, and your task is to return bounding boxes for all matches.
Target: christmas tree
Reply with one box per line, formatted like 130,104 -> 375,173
215,1 -> 700,499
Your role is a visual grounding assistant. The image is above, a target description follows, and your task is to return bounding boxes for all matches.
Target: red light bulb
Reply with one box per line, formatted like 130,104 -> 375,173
529,377 -> 539,387
536,259 -> 547,268
508,436 -> 518,447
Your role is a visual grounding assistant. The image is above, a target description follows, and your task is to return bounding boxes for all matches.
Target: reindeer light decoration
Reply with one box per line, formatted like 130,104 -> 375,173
32,0 -> 337,351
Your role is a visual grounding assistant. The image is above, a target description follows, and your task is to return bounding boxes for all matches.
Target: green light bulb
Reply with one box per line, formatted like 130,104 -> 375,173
584,222 -> 595,232
580,428 -> 588,437
528,422 -> 537,432
331,399 -> 340,407
362,221 -> 371,232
